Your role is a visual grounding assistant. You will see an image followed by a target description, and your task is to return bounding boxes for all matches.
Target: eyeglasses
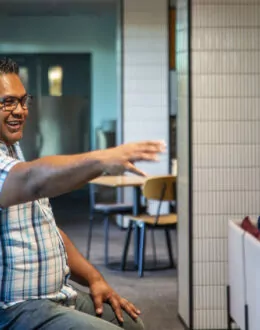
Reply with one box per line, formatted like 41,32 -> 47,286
0,94 -> 33,112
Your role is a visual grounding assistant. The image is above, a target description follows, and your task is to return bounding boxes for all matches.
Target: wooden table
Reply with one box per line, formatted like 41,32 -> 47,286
90,175 -> 147,215
90,175 -> 147,270
90,175 -> 146,187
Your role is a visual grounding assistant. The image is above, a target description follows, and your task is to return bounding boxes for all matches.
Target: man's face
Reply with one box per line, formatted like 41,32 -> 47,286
0,73 -> 28,145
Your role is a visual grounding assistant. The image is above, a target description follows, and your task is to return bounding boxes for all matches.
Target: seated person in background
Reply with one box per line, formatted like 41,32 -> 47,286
0,58 -> 165,330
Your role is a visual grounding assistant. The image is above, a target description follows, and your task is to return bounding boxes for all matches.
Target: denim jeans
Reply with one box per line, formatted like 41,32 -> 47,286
0,289 -> 145,330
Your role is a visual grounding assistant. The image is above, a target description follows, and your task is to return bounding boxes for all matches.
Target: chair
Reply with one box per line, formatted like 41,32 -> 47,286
121,176 -> 177,277
86,183 -> 133,266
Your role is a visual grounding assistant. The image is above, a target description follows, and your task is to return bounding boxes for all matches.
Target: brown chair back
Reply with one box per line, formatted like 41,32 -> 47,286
143,175 -> 176,202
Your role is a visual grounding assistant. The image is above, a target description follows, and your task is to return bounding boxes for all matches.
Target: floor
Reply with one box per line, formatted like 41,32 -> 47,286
51,195 -> 184,330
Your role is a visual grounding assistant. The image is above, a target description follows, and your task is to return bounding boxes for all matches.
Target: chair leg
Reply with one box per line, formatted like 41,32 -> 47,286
86,214 -> 94,260
138,223 -> 146,278
120,220 -> 133,271
165,229 -> 175,268
104,215 -> 109,266
151,230 -> 157,266
134,222 -> 140,268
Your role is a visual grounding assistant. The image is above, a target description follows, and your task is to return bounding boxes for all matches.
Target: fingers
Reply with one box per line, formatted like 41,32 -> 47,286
126,162 -> 147,177
138,140 -> 166,153
109,295 -> 124,323
93,294 -> 104,315
129,151 -> 160,163
120,298 -> 141,320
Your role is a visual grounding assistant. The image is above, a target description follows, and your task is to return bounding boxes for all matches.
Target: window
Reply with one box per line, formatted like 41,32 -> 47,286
48,66 -> 63,96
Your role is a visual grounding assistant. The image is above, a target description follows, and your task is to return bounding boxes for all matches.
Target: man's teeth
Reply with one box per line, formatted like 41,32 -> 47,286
8,121 -> 20,126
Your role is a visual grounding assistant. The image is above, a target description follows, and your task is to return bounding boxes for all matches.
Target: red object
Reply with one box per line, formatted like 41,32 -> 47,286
241,216 -> 260,239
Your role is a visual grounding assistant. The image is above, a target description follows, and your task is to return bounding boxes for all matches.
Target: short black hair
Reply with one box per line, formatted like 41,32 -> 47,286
0,57 -> 19,75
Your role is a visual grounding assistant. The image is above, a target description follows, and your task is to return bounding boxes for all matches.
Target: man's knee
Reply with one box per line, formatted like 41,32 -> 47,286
41,305 -> 121,330
133,317 -> 145,330
123,314 -> 145,330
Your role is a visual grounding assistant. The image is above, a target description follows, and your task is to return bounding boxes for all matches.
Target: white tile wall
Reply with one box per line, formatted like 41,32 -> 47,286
191,1 -> 260,329
122,0 -> 169,221
123,0 -> 169,173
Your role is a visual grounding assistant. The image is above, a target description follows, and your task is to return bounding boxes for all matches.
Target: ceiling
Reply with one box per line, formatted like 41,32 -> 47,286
0,0 -> 117,16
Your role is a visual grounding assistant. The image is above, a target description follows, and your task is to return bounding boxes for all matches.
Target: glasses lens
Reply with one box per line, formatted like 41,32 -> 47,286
4,98 -> 17,112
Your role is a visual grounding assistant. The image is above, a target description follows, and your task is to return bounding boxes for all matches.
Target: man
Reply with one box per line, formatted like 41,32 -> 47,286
0,58 -> 165,330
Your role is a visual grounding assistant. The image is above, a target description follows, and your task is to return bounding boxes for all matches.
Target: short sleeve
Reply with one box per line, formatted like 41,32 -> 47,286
0,151 -> 21,194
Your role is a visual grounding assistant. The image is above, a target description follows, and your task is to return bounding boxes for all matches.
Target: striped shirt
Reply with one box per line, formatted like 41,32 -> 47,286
0,141 -> 77,308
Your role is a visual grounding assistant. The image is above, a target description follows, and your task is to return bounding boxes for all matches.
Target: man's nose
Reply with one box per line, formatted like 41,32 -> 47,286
12,102 -> 24,116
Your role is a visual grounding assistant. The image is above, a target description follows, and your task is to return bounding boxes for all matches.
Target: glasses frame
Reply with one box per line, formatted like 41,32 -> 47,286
0,94 -> 33,112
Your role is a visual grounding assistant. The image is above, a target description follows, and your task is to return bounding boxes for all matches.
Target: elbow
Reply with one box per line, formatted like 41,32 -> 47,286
25,164 -> 46,201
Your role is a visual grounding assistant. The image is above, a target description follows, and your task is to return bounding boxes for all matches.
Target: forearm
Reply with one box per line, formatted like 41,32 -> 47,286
1,150 -> 107,207
59,228 -> 103,286
28,151 -> 105,198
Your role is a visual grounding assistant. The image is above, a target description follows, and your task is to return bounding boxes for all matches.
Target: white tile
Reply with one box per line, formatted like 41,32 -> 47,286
193,5 -> 260,28
125,66 -> 167,79
193,121 -> 260,144
193,238 -> 227,262
123,107 -> 167,122
192,28 -> 260,51
124,12 -> 166,25
193,215 -> 230,238
124,25 -> 167,39
193,262 -> 227,286
125,53 -> 168,66
125,0 -> 167,13
193,98 -> 260,121
124,93 -> 168,107
192,74 -> 260,98
193,191 -> 260,215
193,51 -> 260,74
193,168 -> 260,192
193,285 -> 227,309
193,309 -> 228,330
124,80 -> 168,94
193,145 -> 260,168
124,40 -> 167,54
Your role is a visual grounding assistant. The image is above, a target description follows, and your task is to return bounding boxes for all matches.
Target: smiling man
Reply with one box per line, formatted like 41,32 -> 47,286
0,58 -> 165,330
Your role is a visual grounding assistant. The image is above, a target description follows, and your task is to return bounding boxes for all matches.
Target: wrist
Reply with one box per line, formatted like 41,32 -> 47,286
89,148 -> 121,176
87,273 -> 104,286
87,150 -> 109,174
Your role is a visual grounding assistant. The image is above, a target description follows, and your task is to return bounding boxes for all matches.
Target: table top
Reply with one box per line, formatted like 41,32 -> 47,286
90,175 -> 147,187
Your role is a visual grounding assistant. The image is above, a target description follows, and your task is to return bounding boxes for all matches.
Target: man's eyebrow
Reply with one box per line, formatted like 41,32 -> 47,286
0,93 -> 27,99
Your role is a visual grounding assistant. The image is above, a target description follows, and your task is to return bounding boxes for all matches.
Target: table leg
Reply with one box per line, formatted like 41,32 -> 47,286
133,186 -> 142,216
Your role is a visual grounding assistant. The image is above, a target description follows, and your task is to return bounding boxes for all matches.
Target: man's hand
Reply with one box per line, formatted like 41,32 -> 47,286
89,278 -> 141,323
102,140 -> 166,176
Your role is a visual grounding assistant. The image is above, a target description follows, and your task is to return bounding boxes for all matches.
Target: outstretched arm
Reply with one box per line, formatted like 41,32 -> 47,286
0,140 -> 165,208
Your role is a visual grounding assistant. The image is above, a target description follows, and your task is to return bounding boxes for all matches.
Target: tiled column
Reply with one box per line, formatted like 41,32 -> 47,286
123,0 -> 169,175
177,0 -> 260,329
122,0 -> 169,217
